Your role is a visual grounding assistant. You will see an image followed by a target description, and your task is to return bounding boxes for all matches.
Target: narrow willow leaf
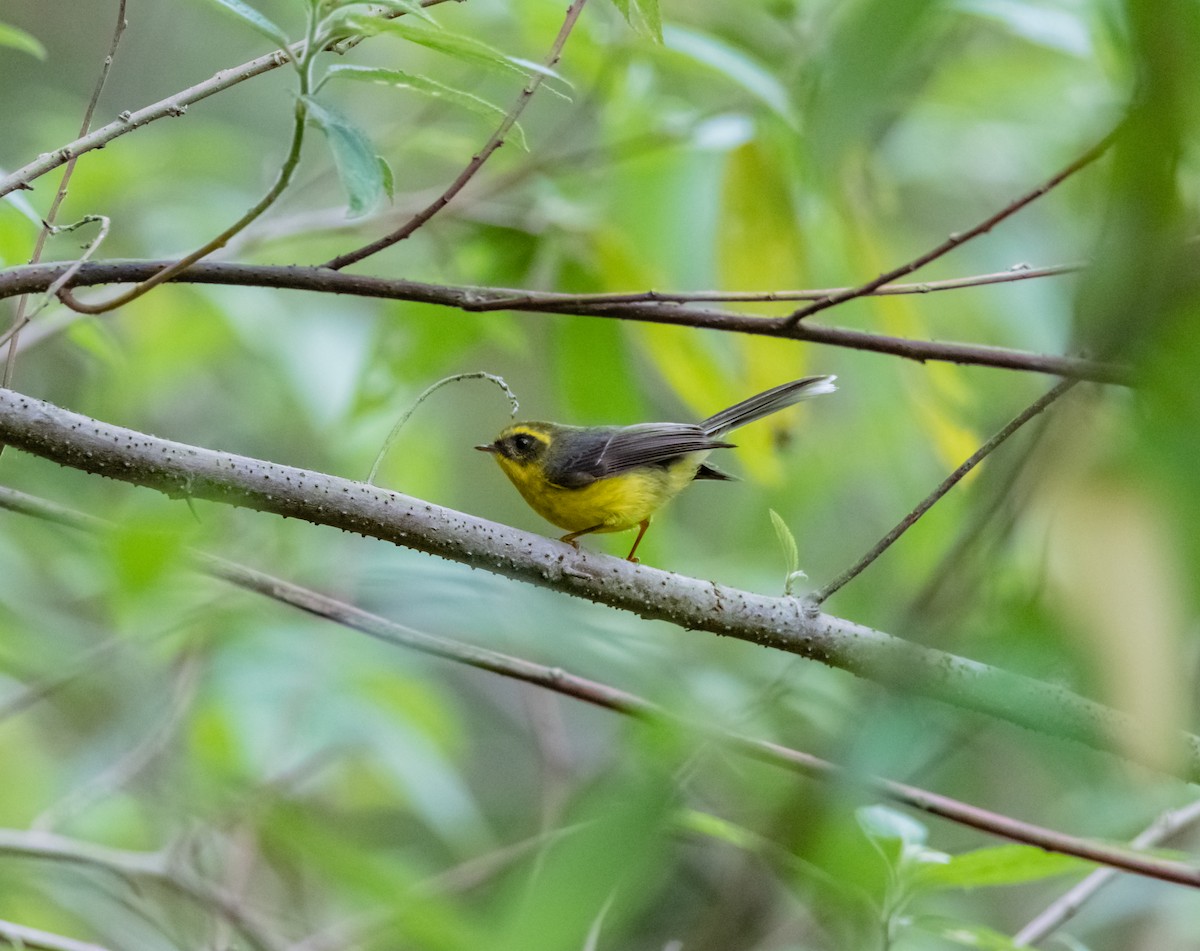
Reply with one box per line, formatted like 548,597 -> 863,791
362,17 -> 565,84
608,0 -> 661,42
0,22 -> 46,59
768,509 -> 800,595
202,0 -> 292,49
664,25 -> 793,123
1,186 -> 43,227
302,96 -> 386,217
858,805 -> 929,847
915,844 -> 1088,890
323,64 -> 528,150
913,916 -> 1027,950
633,0 -> 663,42
365,0 -> 437,22
378,155 -> 395,201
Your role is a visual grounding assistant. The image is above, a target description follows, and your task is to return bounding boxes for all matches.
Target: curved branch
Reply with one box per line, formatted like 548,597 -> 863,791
0,387 -> 1191,779
0,261 -> 1130,384
4,484 -> 1199,890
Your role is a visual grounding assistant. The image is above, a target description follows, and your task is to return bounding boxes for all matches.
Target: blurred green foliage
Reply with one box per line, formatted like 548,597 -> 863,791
1,0 -> 1199,948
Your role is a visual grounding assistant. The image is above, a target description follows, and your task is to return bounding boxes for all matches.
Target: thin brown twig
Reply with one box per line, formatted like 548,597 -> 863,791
785,126 -> 1122,325
2,0 -> 126,395
2,485 -> 1200,890
1014,797 -> 1200,946
0,260 -> 1131,384
323,0 -> 592,270
470,261 -> 1085,310
810,378 -> 1078,605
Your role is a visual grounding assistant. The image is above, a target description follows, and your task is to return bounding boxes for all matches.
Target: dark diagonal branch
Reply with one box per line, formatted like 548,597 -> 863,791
811,378 -> 1078,605
323,0 -> 592,270
0,388 -> 1193,779
785,127 -> 1121,324
0,261 -> 1130,384
4,485 -> 1199,891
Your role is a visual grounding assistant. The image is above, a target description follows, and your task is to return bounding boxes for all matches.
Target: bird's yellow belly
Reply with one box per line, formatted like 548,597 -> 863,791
508,455 -> 706,533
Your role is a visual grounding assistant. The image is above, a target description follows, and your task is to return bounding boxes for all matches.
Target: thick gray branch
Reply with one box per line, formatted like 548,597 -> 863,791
0,387 -> 1191,779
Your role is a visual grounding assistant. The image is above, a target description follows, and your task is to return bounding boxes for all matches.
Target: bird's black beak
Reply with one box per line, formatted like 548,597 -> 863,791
475,443 -> 496,453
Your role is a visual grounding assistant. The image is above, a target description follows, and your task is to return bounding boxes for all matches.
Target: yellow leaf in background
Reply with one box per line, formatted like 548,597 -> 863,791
838,196 -> 980,475
716,141 -> 812,483
1044,474 -> 1187,774
1029,399 -> 1188,774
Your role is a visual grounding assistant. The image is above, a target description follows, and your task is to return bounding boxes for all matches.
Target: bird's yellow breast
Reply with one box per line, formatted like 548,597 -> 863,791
493,452 -> 707,533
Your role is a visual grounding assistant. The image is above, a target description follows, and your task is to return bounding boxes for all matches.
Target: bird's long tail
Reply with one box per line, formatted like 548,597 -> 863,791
700,375 -> 837,437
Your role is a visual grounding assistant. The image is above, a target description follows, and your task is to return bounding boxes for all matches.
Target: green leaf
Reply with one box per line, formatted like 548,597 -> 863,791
915,844 -> 1087,890
1,185 -> 44,228
322,64 -> 528,150
664,25 -> 792,123
769,509 -> 801,595
355,0 -> 437,22
302,96 -> 386,217
678,809 -> 765,852
609,0 -> 663,42
858,804 -> 929,848
913,916 -> 1027,950
360,17 -> 566,85
0,22 -> 46,59
378,154 -> 395,200
634,0 -> 663,42
201,0 -> 292,50
955,0 -> 1093,57
803,0 -> 944,167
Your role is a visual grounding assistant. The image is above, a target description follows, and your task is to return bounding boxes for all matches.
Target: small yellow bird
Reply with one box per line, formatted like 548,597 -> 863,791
476,375 -> 837,561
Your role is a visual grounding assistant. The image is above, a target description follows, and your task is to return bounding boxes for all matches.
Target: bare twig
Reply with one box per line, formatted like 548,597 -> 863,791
4,486 -> 1200,890
2,0 -> 126,397
471,261 -> 1085,311
1013,797 -> 1200,946
810,378 -> 1078,605
0,260 -> 1130,383
0,828 -> 285,951
0,397 -> 1194,777
323,0 -> 592,270
785,127 -> 1121,324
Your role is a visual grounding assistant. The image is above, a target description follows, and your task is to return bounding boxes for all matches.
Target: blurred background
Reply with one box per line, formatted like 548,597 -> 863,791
1,0 -> 1198,948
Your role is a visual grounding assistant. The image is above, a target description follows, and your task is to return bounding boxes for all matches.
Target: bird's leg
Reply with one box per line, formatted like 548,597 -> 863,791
625,519 -> 651,562
560,525 -> 604,549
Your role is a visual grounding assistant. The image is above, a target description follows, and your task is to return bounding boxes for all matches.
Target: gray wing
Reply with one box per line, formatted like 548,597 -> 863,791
547,423 -> 733,488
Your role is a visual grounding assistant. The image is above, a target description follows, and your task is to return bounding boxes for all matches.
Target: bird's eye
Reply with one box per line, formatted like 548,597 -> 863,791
512,433 -> 537,453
